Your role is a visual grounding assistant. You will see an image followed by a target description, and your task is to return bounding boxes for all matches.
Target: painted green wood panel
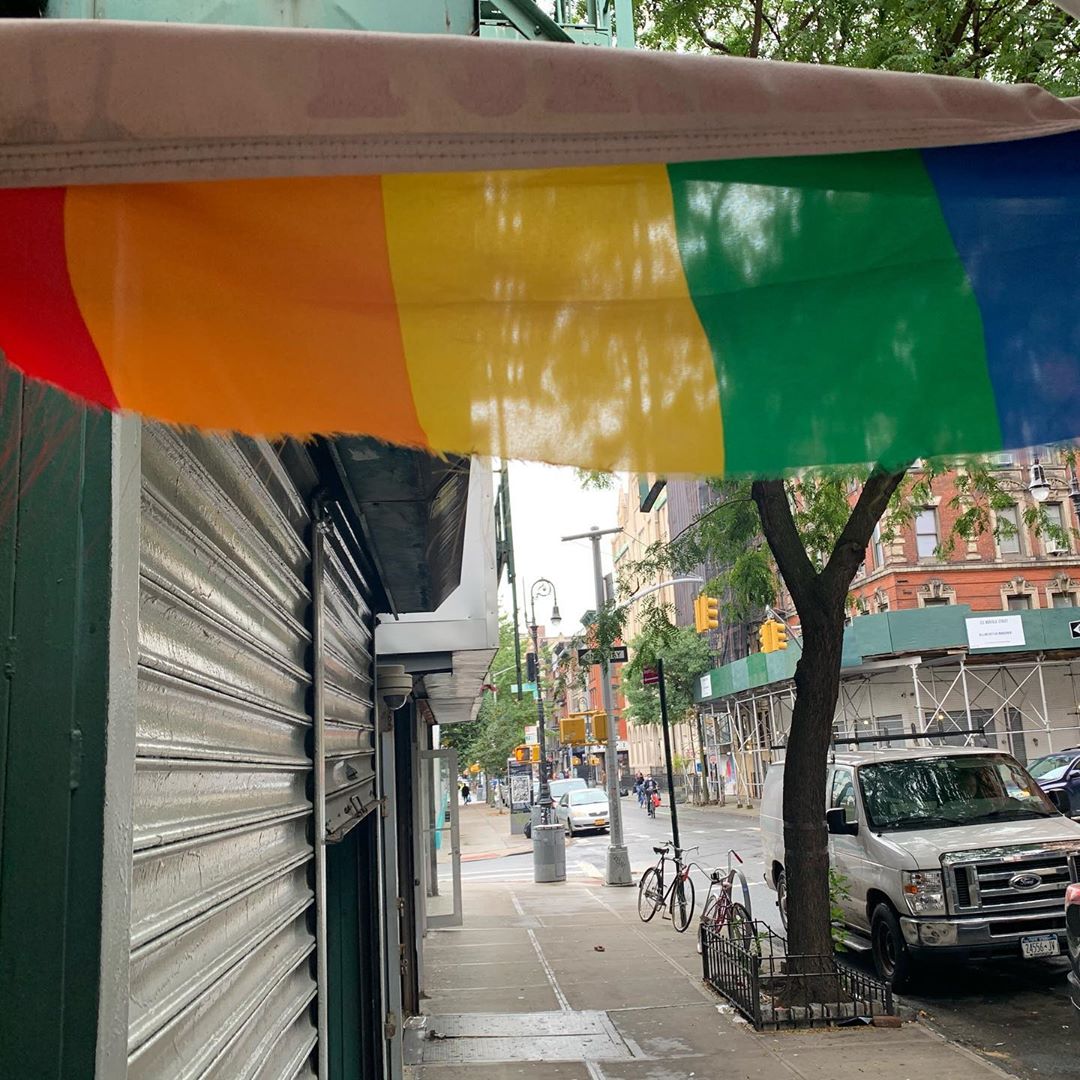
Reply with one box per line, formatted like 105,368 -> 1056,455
0,379 -> 112,1080
0,361 -> 22,889
50,0 -> 476,32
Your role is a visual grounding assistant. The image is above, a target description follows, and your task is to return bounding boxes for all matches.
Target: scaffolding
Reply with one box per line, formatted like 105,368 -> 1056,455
700,652 -> 1080,803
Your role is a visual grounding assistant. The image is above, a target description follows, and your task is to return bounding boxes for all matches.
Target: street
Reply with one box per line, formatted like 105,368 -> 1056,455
465,798 -> 1076,1080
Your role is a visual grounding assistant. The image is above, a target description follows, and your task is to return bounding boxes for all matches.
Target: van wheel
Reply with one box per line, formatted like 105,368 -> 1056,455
776,870 -> 788,931
871,903 -> 913,990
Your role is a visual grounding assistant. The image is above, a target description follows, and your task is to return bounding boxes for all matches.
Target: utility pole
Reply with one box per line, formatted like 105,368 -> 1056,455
656,659 -> 681,854
561,525 -> 631,886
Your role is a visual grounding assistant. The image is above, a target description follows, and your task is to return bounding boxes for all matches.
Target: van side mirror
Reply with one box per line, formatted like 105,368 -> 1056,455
827,807 -> 858,836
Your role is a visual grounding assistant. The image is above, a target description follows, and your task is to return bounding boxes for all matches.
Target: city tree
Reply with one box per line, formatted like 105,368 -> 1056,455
617,0 -> 1080,975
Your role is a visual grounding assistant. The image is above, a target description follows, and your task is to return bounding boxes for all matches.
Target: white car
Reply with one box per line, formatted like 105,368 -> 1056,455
761,746 -> 1080,989
555,789 -> 610,835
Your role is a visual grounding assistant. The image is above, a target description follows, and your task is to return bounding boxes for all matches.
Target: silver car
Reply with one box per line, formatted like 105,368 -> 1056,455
556,789 -> 610,836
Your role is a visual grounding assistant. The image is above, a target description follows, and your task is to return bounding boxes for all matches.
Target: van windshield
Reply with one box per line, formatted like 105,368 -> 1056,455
858,755 -> 1056,831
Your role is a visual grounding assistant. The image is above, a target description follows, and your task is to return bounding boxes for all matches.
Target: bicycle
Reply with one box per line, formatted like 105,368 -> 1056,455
637,843 -> 697,932
696,848 -> 754,954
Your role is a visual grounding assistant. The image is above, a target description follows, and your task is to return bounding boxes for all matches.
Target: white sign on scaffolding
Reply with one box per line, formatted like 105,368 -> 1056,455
965,615 -> 1025,650
700,675 -> 712,698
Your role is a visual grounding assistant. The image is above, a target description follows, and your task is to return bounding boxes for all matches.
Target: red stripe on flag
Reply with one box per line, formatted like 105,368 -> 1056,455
0,187 -> 118,408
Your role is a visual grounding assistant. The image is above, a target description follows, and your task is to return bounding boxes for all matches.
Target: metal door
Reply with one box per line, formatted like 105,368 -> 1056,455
128,428 -> 319,1079
419,749 -> 462,928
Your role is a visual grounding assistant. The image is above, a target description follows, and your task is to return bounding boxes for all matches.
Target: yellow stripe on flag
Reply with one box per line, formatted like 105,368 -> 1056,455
382,165 -> 724,473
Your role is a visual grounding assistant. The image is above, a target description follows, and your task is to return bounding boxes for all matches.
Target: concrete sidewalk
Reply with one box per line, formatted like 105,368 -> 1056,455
458,801 -> 531,861
404,877 -> 1016,1080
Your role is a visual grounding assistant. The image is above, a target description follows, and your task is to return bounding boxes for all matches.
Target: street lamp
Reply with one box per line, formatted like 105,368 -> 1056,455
1029,458 -> 1051,503
1069,466 -> 1080,524
528,577 -> 561,822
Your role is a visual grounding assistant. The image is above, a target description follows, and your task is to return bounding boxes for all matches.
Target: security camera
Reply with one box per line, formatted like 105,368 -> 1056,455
377,664 -> 413,713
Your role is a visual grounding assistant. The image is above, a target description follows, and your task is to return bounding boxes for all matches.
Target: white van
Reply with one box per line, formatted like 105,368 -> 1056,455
761,746 -> 1080,988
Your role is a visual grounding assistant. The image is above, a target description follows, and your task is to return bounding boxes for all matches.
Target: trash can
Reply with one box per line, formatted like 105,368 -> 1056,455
532,823 -> 566,883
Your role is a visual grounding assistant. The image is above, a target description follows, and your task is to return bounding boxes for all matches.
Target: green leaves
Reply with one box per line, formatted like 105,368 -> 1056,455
624,619 -> 714,726
633,0 -> 1080,95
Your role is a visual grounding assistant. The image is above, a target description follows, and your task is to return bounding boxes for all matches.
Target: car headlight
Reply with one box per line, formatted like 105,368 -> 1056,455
902,870 -> 946,916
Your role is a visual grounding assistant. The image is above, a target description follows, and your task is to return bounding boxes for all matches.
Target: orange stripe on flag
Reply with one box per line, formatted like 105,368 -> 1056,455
64,177 -> 427,445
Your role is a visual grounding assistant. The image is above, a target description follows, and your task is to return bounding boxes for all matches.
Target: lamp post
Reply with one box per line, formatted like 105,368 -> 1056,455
528,577 -> 561,822
1029,457 -> 1051,504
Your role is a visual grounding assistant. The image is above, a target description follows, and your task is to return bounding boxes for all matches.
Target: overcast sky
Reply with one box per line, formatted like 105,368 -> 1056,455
498,461 -> 621,638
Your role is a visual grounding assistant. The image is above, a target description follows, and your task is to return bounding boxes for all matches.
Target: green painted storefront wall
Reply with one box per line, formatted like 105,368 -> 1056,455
695,605 -> 1080,704
0,366 -> 112,1079
49,0 -> 476,32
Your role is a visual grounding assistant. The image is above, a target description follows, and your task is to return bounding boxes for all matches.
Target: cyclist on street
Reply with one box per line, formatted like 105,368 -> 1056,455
642,775 -> 659,817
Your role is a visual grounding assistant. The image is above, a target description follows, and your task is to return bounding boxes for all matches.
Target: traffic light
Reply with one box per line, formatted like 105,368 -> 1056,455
513,745 -> 529,763
559,716 -> 587,744
759,619 -> 789,653
694,593 -> 719,633
590,712 -> 608,744
530,744 -> 541,763
526,652 -> 538,682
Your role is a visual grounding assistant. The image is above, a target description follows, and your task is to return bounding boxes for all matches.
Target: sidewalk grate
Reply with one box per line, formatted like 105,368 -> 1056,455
404,1010 -> 635,1064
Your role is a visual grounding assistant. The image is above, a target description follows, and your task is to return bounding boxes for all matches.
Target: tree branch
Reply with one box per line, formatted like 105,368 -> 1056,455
749,0 -> 765,57
820,463 -> 911,598
751,478 -> 819,613
690,10 -> 732,53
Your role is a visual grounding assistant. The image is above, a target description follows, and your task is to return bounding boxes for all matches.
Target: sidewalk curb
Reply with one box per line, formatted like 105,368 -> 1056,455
460,846 -> 532,862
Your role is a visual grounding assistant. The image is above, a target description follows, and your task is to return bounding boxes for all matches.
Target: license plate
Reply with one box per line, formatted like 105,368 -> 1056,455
592,819 -> 607,826
1021,933 -> 1060,959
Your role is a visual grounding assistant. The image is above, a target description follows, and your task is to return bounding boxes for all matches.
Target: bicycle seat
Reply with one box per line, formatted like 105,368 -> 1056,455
652,845 -> 670,855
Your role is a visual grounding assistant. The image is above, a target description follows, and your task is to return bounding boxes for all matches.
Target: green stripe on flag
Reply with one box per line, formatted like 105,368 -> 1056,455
667,152 -> 1001,474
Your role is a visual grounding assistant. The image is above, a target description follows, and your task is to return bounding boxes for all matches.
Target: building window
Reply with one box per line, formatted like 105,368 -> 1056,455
1006,594 -> 1032,610
1051,591 -> 1077,608
922,596 -> 951,607
1044,503 -> 1068,554
872,524 -> 884,569
915,508 -> 939,559
996,504 -> 1022,556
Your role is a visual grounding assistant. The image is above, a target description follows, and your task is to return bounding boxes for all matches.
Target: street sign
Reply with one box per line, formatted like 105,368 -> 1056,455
642,666 -> 659,686
577,645 -> 629,665
1071,620 -> 1080,640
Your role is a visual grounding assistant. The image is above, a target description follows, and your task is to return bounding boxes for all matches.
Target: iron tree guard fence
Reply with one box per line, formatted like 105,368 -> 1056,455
701,921 -> 894,1030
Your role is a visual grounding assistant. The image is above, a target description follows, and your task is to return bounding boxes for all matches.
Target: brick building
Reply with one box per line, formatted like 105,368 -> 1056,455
850,450 -> 1080,616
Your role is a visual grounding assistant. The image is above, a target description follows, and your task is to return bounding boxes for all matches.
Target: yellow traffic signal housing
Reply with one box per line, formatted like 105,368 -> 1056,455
513,745 -> 529,763
590,712 -> 608,744
694,593 -> 719,633
530,744 -> 541,763
559,716 -> 587,744
759,619 -> 789,653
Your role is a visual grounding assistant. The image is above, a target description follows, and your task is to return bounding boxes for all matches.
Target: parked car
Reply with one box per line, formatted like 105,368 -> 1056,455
1029,748 -> 1080,816
555,788 -> 611,835
523,777 -> 589,838
761,747 -> 1080,989
1067,882 -> 1080,1010
548,777 -> 588,802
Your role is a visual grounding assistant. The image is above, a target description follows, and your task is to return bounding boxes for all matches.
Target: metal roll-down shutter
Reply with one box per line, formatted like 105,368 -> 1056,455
128,428 -> 319,1080
320,508 -> 378,840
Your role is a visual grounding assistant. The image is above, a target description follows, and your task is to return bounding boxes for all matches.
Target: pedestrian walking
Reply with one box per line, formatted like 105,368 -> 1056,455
460,781 -> 471,804
635,771 -> 645,807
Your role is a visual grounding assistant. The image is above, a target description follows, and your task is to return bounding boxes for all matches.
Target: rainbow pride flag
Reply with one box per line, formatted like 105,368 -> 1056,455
3,22 -> 1080,477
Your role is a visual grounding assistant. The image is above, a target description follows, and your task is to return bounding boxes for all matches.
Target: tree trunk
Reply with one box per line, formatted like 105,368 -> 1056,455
781,603 -> 847,967
752,466 -> 909,984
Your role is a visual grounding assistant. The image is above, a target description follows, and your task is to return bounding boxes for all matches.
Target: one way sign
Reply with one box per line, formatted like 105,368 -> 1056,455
1070,620 -> 1080,640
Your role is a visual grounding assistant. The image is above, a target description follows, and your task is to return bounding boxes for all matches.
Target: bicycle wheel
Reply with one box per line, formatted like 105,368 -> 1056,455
696,895 -> 718,953
637,868 -> 663,922
727,901 -> 755,952
670,875 -> 696,932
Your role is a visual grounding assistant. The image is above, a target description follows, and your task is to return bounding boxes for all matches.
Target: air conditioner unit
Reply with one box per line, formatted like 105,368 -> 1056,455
989,452 -> 1015,467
